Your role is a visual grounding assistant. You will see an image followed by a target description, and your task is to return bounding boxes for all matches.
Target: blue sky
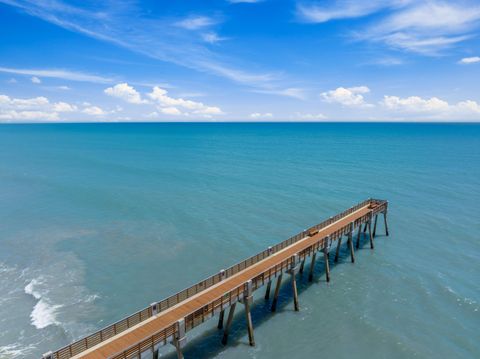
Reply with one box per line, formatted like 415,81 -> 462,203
0,0 -> 480,122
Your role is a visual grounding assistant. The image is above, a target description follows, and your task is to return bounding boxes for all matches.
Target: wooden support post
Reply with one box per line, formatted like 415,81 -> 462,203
348,231 -> 355,263
356,225 -> 362,249
264,280 -> 272,300
221,303 -> 236,345
373,214 -> 378,237
324,237 -> 330,282
334,236 -> 342,263
174,341 -> 184,359
308,252 -> 317,282
368,217 -> 374,249
243,280 -> 255,346
271,274 -> 283,312
173,319 -> 186,359
384,211 -> 389,236
290,254 -> 300,311
153,348 -> 159,359
217,309 -> 225,329
363,222 -> 368,232
299,259 -> 305,274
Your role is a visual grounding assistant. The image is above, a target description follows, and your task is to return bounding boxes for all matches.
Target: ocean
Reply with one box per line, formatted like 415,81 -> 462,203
0,123 -> 478,358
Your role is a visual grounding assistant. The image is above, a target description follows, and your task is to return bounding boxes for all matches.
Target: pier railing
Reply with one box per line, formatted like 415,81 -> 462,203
50,198 -> 387,359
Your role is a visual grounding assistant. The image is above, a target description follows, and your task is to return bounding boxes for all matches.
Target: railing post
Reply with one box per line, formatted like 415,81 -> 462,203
150,302 -> 159,316
42,351 -> 53,359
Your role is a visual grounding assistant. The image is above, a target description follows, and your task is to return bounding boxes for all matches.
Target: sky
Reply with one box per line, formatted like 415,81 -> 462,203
0,0 -> 480,122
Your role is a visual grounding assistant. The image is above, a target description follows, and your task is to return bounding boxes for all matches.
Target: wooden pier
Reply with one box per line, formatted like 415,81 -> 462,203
43,198 -> 389,359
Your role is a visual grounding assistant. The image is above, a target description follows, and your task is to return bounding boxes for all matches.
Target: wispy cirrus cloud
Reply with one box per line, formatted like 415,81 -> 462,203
175,16 -> 218,30
0,0 -> 284,90
228,0 -> 264,3
363,1 -> 480,55
297,0 -> 401,23
0,66 -> 113,83
298,1 -> 480,55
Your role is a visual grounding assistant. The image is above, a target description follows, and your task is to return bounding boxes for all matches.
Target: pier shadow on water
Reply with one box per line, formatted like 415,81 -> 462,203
154,233 -> 381,359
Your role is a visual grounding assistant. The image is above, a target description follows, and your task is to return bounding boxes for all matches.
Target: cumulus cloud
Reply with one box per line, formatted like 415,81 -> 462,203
321,86 -> 373,107
31,76 -> 41,84
104,83 -> 146,104
295,112 -> 327,120
381,95 -> 480,118
249,112 -> 273,119
459,56 -> 480,64
148,86 -> 223,116
53,102 -> 77,112
0,94 -> 77,121
82,106 -> 107,116
160,107 -> 182,116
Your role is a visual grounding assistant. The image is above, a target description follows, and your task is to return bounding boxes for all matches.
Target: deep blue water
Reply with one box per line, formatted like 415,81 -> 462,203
0,123 -> 479,358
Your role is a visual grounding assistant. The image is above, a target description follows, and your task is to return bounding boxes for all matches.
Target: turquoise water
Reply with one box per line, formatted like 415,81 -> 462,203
0,123 -> 479,358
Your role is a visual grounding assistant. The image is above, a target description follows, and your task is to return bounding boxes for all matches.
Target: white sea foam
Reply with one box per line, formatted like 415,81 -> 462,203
30,299 -> 62,329
0,343 -> 35,358
24,276 -> 63,329
24,277 -> 43,300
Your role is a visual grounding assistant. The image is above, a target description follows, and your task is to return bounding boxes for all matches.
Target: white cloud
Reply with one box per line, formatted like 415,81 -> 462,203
202,32 -> 227,44
0,110 -> 59,121
382,95 -> 449,112
0,66 -> 112,83
160,107 -> 182,116
363,2 -> 480,55
148,86 -> 223,116
249,112 -> 273,119
297,1 -> 397,23
7,78 -> 17,84
295,112 -> 327,120
228,0 -> 263,3
459,56 -> 480,64
0,2 -> 285,90
0,94 -> 78,122
53,102 -> 77,112
104,83 -> 146,104
321,86 -> 373,107
58,85 -> 71,90
254,87 -> 307,100
82,106 -> 107,116
175,16 -> 217,30
31,76 -> 41,84
381,95 -> 480,118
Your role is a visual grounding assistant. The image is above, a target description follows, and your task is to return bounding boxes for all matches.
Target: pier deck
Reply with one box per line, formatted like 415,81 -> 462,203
45,198 -> 389,359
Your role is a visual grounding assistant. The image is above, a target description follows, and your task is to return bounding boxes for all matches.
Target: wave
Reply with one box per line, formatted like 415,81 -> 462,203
0,343 -> 35,358
30,299 -> 62,329
24,277 -> 43,300
24,277 -> 63,329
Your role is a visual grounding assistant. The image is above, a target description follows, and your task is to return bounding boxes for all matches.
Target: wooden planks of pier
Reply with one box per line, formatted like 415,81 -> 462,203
44,198 -> 389,359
